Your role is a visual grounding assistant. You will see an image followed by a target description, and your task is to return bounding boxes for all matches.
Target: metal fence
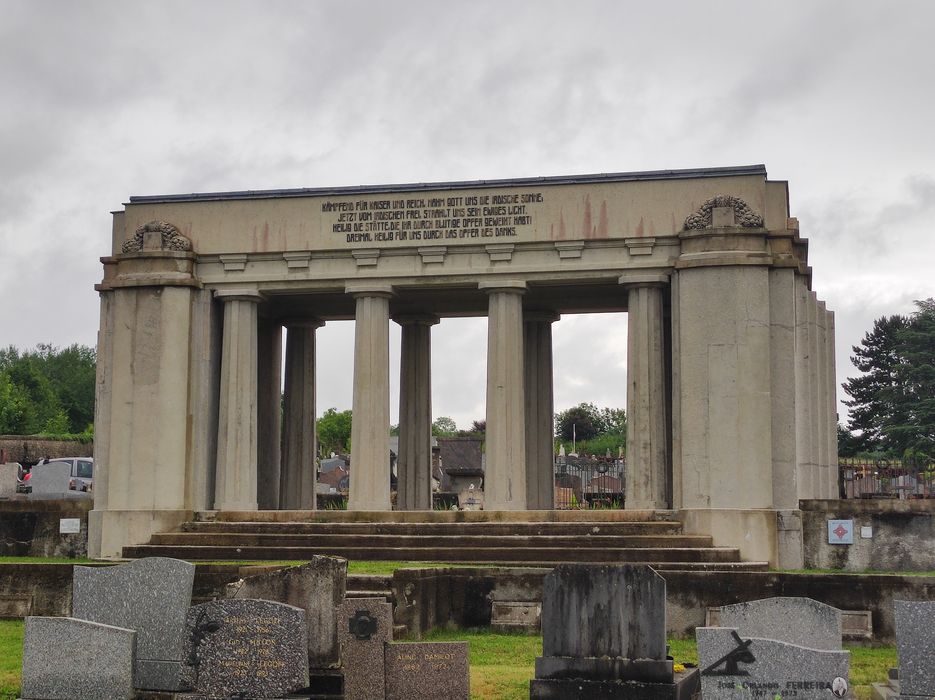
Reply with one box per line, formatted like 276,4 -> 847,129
553,454 -> 626,509
840,457 -> 935,499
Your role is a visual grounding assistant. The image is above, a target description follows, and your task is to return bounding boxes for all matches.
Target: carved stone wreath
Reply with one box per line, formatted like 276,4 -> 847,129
683,195 -> 763,230
121,220 -> 192,253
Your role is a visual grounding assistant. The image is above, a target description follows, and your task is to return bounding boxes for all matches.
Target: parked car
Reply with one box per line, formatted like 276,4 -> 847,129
32,457 -> 94,492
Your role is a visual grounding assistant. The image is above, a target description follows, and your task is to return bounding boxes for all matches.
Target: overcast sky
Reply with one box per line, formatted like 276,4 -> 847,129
1,1 -> 932,431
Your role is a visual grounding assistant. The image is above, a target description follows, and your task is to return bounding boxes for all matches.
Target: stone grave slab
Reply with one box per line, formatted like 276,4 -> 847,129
0,463 -> 17,497
895,600 -> 935,698
338,598 -> 393,700
717,596 -> 843,650
385,641 -> 469,699
27,461 -> 83,499
697,627 -> 850,699
225,555 -> 347,669
183,598 -> 309,699
73,557 -> 195,690
490,600 -> 541,633
21,616 -> 136,700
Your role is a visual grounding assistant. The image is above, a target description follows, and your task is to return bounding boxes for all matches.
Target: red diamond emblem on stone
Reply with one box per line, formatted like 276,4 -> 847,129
833,524 -> 848,539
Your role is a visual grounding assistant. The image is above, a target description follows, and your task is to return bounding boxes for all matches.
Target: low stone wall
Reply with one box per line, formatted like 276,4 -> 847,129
0,436 -> 93,465
802,499 -> 935,571
0,500 -> 92,557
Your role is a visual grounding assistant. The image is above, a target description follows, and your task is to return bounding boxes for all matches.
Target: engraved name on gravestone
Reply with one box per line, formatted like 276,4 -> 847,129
21,617 -> 136,700
697,627 -> 850,700
183,599 -> 309,699
338,598 -> 393,700
717,597 -> 843,650
895,600 -> 935,697
73,557 -> 196,690
225,555 -> 347,669
385,642 -> 469,700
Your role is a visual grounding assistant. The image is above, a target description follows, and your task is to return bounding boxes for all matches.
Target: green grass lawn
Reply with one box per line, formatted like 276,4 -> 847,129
0,620 -> 23,700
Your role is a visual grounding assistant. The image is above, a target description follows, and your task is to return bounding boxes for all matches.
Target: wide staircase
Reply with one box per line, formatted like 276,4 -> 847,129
122,510 -> 768,571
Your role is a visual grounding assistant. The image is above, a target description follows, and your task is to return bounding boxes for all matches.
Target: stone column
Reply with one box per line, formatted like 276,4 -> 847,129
808,292 -> 822,498
623,277 -> 669,509
794,276 -> 815,499
395,314 -> 438,511
280,319 -> 323,510
257,318 -> 283,510
214,289 -> 262,511
348,284 -> 393,511
826,308 -> 839,498
481,280 -> 527,511
524,311 -> 559,510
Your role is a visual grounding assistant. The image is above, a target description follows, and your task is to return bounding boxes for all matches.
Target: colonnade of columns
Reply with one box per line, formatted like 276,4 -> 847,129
209,278 -> 671,512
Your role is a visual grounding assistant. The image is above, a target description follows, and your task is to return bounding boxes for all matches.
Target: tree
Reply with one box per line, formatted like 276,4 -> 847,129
893,299 -> 935,458
432,416 -> 458,436
555,403 -> 602,442
599,407 -> 627,436
316,408 -> 352,455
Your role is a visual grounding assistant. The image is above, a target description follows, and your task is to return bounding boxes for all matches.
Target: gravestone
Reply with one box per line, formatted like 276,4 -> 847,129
183,598 -> 309,699
697,627 -> 850,699
491,601 -> 541,633
225,555 -> 347,669
717,597 -> 843,650
28,461 -> 87,499
385,642 -> 469,700
894,600 -> 935,698
338,598 -> 393,700
0,463 -> 17,497
530,564 -> 698,699
21,616 -> 136,700
73,557 -> 195,690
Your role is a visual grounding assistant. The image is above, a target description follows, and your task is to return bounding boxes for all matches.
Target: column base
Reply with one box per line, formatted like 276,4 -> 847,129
678,508 -> 804,568
88,508 -> 193,559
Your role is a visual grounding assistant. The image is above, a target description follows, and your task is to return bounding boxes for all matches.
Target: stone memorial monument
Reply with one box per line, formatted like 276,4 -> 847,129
21,616 -> 136,700
716,596 -> 843,650
0,463 -> 17,497
182,598 -> 310,699
338,598 -> 393,700
888,600 -> 935,699
697,627 -> 850,699
385,642 -> 470,700
28,461 -> 87,499
529,564 -> 698,699
73,557 -> 196,690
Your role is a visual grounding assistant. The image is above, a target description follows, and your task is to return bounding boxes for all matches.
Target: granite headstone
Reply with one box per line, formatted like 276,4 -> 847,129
27,461 -> 77,498
697,627 -> 850,700
21,616 -> 136,700
385,642 -> 469,700
225,555 -> 347,668
718,597 -> 843,650
338,597 -> 393,700
0,463 -> 17,497
183,598 -> 309,699
895,600 -> 935,698
73,557 -> 195,690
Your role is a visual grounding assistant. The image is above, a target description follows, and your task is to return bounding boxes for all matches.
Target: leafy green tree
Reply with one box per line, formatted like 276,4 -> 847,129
39,344 -> 96,432
432,416 -> 458,436
599,407 -> 627,436
316,408 -> 352,455
893,299 -> 935,458
555,402 -> 602,441
837,424 -> 863,458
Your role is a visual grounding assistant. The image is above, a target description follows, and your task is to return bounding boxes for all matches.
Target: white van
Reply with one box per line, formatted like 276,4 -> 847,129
33,457 -> 94,492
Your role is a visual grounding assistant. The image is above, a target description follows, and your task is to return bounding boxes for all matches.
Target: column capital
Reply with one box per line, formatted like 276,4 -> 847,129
214,288 -> 264,303
524,309 -> 560,324
345,282 -> 394,299
478,279 -> 527,295
393,313 -> 440,327
280,316 -> 325,329
618,271 -> 669,288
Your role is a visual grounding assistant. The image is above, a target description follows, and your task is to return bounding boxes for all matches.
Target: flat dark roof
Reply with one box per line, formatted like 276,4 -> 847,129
127,164 -> 768,205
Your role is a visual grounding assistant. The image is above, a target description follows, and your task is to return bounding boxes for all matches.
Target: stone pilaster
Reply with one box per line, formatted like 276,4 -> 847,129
348,284 -> 393,511
524,311 -> 559,510
623,276 -> 669,509
281,319 -> 323,510
769,268 -> 798,510
257,317 -> 283,510
826,309 -> 839,498
395,314 -> 438,511
481,280 -> 527,511
214,289 -> 262,511
794,276 -> 815,499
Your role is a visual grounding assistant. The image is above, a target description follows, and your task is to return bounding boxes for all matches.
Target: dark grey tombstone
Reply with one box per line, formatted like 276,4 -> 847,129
225,555 -> 347,669
338,598 -> 393,700
385,642 -> 469,700
895,600 -> 935,698
696,627 -> 850,699
21,616 -> 136,700
717,597 -> 843,650
183,598 -> 309,699
530,564 -> 698,700
73,557 -> 195,690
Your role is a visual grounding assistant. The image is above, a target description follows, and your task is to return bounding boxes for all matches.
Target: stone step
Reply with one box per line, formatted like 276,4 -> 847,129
198,509 -> 681,523
180,520 -> 684,536
150,532 -> 712,549
123,543 -> 743,563
346,574 -> 393,591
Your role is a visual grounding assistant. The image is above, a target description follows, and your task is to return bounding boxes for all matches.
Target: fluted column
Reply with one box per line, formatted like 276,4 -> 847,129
396,314 -> 438,511
257,317 -> 283,510
280,318 -> 323,510
524,310 -> 559,510
348,284 -> 393,511
481,280 -> 527,510
624,279 -> 669,509
214,289 -> 262,511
